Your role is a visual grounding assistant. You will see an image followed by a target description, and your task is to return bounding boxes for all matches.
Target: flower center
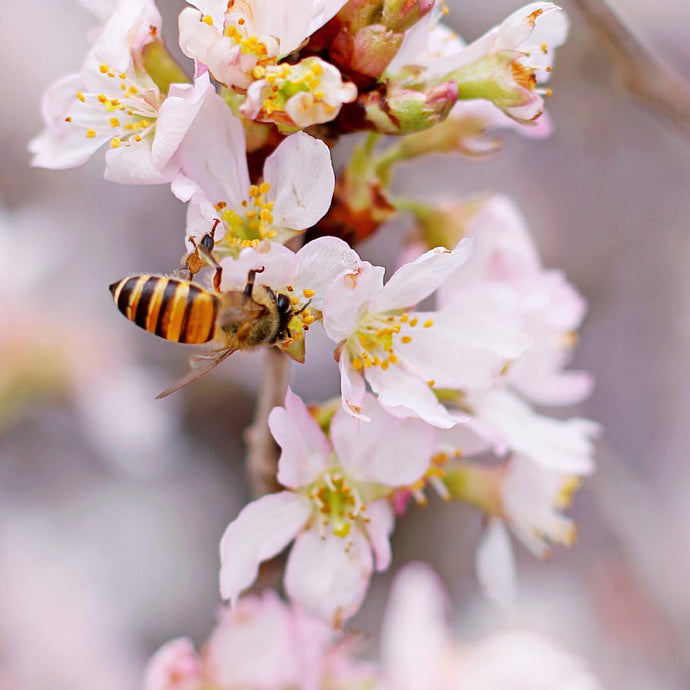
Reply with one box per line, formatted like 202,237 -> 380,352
347,312 -> 434,372
215,182 -> 277,250
69,63 -> 159,149
307,471 -> 368,541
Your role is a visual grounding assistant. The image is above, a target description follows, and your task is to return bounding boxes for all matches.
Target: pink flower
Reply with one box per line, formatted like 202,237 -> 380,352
323,241 -> 529,427
172,95 -> 335,249
30,0 -> 206,184
381,563 -> 601,690
219,389 -> 435,625
144,591 -> 375,690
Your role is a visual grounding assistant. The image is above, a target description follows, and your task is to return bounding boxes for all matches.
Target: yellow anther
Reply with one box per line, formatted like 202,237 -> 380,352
427,380 -> 435,387
77,92 -> 85,102
253,66 -> 266,79
86,129 -> 96,138
423,319 -> 434,328
409,317 -> 418,327
110,137 -> 122,148
401,335 -> 412,344
314,90 -> 324,100
291,296 -> 300,305
120,83 -> 127,91
541,42 -> 548,54
134,135 -> 142,141
202,14 -> 213,25
109,117 -> 120,127
381,361 -> 390,370
119,72 -> 127,79
311,61 -> 323,76
400,313 -> 409,323
259,181 -> 270,194
99,63 -> 109,73
352,358 -> 364,371
65,116 -> 72,123
97,94 -> 107,103
388,354 -> 398,364
303,289 -> 315,298
249,184 -> 259,197
238,17 -> 245,25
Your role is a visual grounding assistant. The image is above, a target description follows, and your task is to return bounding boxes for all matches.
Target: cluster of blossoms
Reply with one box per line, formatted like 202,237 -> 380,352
145,563 -> 601,690
32,0 -> 600,683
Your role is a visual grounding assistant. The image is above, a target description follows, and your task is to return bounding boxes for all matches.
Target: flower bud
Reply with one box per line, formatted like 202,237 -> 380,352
141,39 -> 190,94
381,0 -> 435,32
330,24 -> 403,81
363,81 -> 457,135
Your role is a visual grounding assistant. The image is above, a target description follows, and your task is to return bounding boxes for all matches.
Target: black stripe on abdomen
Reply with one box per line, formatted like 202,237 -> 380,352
134,277 -> 163,330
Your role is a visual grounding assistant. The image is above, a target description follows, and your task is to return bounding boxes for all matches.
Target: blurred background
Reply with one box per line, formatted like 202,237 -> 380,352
1,0 -> 689,687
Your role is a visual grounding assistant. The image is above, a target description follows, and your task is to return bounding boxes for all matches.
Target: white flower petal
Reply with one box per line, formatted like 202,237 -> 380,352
270,389 -> 332,489
475,519 -> 517,610
152,73 -> 211,170
372,240 -> 472,313
263,132 -> 335,232
285,528 -> 373,626
294,237 -> 362,311
219,244 -> 299,293
177,90 -> 249,210
365,363 -> 458,428
219,492 -> 311,604
324,262 -> 385,342
381,563 -> 450,690
364,499 -> 394,571
338,353 -> 368,420
104,140 -> 176,184
330,394 -> 434,486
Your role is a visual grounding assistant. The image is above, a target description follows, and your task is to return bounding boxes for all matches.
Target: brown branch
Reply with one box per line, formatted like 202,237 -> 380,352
569,0 -> 690,138
244,347 -> 291,497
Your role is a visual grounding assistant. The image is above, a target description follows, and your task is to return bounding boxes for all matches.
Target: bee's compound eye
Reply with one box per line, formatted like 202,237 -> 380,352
276,293 -> 291,315
201,233 -> 215,252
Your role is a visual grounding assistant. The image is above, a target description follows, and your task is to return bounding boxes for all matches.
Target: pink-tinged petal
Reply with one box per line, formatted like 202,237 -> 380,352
219,244 -> 299,293
371,240 -> 472,313
285,528 -> 373,626
469,388 -> 599,475
219,491 -> 311,605
143,638 -> 203,690
381,563 -> 450,689
436,416 -> 501,457
270,389 -> 331,489
364,499 -> 394,571
294,237 -> 363,311
338,353 -> 368,419
263,133 -> 335,232
90,0 -> 162,70
365,363 -> 458,428
323,262 -> 385,342
331,394 -> 434,485
475,519 -> 517,610
177,90 -> 249,210
104,140 -> 176,184
153,73 -> 212,170
510,367 -> 593,407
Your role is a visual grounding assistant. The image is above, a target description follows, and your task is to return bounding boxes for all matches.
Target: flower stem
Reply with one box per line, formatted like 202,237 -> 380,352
245,347 -> 291,496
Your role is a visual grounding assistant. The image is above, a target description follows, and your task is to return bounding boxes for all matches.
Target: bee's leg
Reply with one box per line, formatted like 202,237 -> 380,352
243,266 -> 265,298
293,299 -> 312,316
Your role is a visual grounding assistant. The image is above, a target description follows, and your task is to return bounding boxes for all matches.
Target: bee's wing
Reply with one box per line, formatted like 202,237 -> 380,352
156,347 -> 236,399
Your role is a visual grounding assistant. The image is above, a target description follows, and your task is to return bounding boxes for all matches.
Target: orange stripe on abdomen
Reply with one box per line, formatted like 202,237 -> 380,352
180,287 -> 218,344
156,281 -> 189,342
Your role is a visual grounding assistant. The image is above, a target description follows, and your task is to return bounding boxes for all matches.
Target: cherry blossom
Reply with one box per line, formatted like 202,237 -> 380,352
144,591 -> 375,690
323,242 -> 529,427
381,562 -> 601,690
241,57 -> 357,129
178,0 -> 348,91
219,389 -> 435,625
389,3 -> 568,124
438,195 -> 592,406
30,0 -> 204,184
172,93 -> 335,250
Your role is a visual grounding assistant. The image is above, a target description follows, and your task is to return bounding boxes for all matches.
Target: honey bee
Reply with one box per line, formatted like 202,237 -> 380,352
109,265 -> 305,398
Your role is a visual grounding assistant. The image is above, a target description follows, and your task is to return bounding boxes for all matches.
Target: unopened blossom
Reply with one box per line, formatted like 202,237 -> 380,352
178,0 -> 348,91
323,241 -> 529,427
389,3 -> 568,124
30,0 -> 204,184
144,591 -> 376,690
241,57 -> 357,129
172,93 -> 334,250
219,389 -> 435,625
381,562 -> 601,690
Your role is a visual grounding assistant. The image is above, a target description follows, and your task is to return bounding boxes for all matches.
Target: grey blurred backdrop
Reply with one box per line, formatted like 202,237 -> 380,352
1,1 -> 689,688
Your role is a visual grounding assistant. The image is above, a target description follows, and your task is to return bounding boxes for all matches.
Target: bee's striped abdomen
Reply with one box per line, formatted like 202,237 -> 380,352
109,276 -> 219,344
